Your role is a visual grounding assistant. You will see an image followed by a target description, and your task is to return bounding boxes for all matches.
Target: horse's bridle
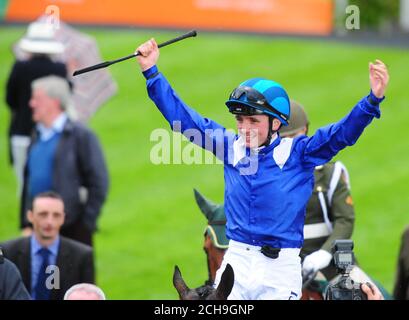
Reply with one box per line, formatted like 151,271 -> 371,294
203,220 -> 227,286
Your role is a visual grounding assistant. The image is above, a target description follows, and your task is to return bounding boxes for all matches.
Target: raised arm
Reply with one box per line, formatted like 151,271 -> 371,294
296,60 -> 390,168
135,39 -> 234,162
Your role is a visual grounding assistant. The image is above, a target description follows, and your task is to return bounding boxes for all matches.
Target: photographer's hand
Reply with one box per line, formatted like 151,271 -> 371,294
361,282 -> 384,300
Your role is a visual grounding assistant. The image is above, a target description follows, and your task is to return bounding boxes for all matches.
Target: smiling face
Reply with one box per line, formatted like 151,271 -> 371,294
235,114 -> 281,148
28,196 -> 65,242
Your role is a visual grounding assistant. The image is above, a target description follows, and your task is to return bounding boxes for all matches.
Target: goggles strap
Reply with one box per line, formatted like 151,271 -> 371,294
261,117 -> 274,148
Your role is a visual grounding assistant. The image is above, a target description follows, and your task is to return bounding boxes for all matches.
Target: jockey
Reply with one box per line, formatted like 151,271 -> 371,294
135,38 -> 389,299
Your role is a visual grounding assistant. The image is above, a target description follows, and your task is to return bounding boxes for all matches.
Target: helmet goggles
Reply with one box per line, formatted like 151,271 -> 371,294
227,86 -> 289,122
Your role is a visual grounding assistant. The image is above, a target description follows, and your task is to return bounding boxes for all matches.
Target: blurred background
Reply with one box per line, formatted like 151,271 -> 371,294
0,0 -> 408,299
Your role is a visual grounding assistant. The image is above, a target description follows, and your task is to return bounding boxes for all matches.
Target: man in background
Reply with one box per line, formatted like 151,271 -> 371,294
64,283 -> 106,300
2,192 -> 95,300
5,21 -> 68,195
21,75 -> 109,246
393,226 -> 409,299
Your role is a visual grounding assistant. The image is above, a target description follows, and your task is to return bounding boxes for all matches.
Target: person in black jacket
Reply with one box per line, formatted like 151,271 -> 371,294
2,192 -> 95,300
5,21 -> 68,196
0,250 -> 31,300
393,226 -> 409,300
20,75 -> 109,246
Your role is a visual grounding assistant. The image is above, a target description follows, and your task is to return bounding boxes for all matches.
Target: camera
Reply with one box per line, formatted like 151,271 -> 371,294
324,240 -> 367,300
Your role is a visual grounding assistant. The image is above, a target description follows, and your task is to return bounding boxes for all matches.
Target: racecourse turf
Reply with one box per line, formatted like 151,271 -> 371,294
0,26 -> 408,299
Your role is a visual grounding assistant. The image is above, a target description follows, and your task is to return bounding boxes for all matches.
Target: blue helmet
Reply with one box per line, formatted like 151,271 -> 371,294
225,78 -> 290,125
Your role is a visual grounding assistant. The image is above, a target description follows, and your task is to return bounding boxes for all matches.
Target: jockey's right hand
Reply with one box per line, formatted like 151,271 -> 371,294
136,38 -> 160,72
302,249 -> 332,275
369,59 -> 389,99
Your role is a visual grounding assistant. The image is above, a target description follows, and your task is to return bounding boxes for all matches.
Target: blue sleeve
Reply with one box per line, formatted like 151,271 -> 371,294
143,65 -> 234,162
295,91 -> 384,168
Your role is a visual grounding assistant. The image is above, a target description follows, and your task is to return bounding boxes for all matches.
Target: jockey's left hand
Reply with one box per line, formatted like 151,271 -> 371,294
369,59 -> 389,99
302,249 -> 332,275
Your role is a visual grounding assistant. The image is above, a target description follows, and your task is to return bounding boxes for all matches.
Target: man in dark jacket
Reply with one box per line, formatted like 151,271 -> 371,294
21,75 -> 109,246
5,21 -> 68,195
0,250 -> 31,300
393,226 -> 409,299
2,192 -> 95,300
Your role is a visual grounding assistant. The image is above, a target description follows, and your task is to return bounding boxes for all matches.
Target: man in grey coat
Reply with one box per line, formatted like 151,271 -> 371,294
21,75 -> 109,246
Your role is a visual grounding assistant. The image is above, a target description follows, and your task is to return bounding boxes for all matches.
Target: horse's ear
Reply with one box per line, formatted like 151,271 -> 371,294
215,264 -> 234,300
193,188 -> 218,221
173,265 -> 190,299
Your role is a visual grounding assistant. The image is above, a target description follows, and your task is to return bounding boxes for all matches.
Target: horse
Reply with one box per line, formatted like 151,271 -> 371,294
194,188 -> 327,300
203,233 -> 226,286
194,189 -> 228,286
173,263 -> 234,300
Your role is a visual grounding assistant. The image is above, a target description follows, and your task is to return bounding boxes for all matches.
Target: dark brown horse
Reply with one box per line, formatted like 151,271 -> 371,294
173,264 -> 234,300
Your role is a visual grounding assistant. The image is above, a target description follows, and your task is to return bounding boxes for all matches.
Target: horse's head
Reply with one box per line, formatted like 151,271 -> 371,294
173,264 -> 234,300
194,189 -> 227,227
194,189 -> 228,284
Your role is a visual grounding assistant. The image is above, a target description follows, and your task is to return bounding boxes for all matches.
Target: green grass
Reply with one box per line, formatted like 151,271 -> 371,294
1,26 -> 408,299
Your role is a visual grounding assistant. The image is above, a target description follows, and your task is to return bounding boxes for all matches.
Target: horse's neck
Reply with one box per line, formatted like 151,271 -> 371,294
204,235 -> 226,284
